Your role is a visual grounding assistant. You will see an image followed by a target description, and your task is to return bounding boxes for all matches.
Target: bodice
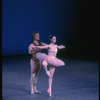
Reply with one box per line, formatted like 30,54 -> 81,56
48,47 -> 58,57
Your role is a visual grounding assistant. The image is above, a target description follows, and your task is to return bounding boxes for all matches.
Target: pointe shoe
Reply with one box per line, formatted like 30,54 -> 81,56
30,90 -> 34,95
47,89 -> 52,97
46,71 -> 51,77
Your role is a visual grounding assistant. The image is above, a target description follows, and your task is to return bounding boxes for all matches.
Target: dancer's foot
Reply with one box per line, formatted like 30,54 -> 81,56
30,90 -> 34,95
34,89 -> 41,94
46,71 -> 51,77
47,89 -> 52,97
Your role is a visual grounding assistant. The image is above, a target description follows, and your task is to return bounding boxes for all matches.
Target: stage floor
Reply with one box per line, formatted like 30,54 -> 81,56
2,55 -> 99,100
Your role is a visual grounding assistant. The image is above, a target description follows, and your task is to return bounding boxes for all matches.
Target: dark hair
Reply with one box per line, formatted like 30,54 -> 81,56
49,35 -> 55,40
32,32 -> 39,40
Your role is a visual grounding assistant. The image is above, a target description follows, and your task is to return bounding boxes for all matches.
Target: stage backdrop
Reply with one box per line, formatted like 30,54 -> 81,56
2,0 -> 98,60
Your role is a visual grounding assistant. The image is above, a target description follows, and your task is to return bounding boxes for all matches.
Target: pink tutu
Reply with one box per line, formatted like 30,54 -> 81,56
36,53 -> 65,67
36,52 -> 47,62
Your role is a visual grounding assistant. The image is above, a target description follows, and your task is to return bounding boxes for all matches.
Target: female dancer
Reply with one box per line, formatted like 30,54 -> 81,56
33,35 -> 65,96
28,32 -> 47,94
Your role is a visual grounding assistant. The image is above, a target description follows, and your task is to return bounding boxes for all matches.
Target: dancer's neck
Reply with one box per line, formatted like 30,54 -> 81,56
33,40 -> 38,43
50,42 -> 55,45
33,40 -> 39,45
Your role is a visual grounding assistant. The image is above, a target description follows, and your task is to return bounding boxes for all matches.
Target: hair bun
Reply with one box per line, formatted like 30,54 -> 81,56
49,35 -> 53,39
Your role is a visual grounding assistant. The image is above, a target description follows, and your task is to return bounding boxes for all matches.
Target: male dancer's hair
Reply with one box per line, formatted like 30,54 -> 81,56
32,32 -> 39,40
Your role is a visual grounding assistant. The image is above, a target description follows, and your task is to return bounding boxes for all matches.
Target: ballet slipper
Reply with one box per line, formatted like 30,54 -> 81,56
47,89 -> 52,97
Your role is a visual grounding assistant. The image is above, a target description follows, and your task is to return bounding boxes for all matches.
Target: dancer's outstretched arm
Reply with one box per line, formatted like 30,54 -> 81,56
35,45 -> 50,49
57,45 -> 65,49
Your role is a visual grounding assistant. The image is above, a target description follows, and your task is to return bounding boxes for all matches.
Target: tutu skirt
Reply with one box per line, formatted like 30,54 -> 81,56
36,52 -> 65,67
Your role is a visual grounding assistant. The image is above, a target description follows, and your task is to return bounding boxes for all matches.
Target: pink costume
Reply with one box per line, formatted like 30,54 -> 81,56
36,47 -> 65,67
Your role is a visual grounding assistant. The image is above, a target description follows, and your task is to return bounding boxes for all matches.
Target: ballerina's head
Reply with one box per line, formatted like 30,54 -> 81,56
49,35 -> 56,44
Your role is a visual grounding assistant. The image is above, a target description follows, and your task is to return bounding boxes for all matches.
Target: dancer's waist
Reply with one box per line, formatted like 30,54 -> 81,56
47,55 -> 56,58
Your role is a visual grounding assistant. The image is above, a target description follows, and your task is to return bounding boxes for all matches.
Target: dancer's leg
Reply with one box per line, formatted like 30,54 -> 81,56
34,62 -> 41,93
47,65 -> 55,96
42,60 -> 51,77
30,59 -> 37,94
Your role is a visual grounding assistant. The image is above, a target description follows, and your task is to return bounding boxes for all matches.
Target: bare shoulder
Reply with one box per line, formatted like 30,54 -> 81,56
49,44 -> 53,48
29,43 -> 34,48
55,44 -> 58,47
55,44 -> 59,49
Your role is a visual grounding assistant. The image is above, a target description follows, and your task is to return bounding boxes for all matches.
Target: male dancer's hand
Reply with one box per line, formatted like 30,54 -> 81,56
32,46 -> 37,50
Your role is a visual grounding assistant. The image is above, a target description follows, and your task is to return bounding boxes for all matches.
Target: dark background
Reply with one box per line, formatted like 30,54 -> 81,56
2,0 -> 98,60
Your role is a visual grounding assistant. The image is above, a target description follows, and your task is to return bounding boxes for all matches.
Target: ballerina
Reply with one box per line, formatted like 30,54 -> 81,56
33,35 -> 65,96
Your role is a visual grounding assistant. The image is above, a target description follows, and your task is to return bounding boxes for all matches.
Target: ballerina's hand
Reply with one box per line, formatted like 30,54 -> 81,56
60,45 -> 65,48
